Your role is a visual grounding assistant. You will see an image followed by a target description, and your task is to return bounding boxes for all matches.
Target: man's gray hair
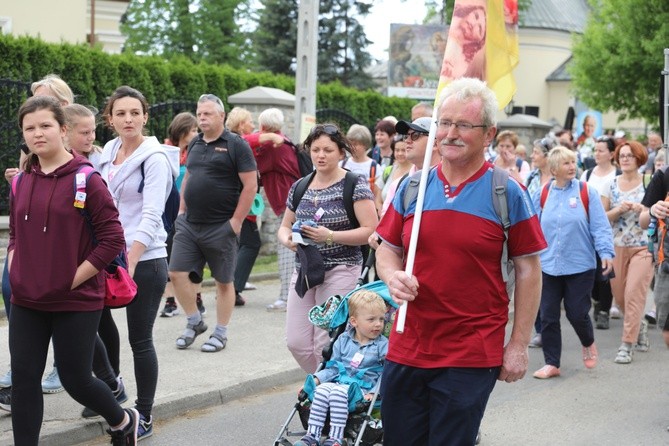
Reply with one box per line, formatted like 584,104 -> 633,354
437,78 -> 498,128
258,108 -> 284,132
198,94 -> 225,113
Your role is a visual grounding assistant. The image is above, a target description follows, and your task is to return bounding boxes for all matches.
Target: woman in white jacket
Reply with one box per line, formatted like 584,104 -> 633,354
97,86 -> 178,440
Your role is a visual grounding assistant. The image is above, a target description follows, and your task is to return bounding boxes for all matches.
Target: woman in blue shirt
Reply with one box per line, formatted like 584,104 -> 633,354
533,146 -> 615,379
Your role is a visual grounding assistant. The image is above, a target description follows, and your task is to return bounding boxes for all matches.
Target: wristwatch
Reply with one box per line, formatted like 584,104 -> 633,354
325,230 -> 334,246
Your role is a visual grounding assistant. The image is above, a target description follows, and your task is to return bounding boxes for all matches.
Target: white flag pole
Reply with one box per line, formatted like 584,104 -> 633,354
395,106 -> 440,333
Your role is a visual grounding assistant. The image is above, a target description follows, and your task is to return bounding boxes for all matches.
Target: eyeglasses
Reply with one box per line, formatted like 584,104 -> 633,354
198,94 -> 223,106
310,124 -> 340,136
618,153 -> 636,160
437,120 -> 486,132
596,136 -> 611,143
403,132 -> 427,142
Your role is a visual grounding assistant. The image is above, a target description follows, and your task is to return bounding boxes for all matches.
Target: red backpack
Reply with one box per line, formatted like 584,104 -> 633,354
539,179 -> 590,220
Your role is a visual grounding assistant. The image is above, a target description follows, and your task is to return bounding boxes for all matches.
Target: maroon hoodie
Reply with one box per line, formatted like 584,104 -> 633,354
8,155 -> 125,312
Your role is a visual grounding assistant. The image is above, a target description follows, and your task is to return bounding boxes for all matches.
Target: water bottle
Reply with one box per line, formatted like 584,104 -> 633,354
648,217 -> 657,254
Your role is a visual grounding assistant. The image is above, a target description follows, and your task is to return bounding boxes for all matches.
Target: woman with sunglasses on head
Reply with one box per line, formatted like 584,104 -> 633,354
601,142 -> 653,363
277,124 -> 378,373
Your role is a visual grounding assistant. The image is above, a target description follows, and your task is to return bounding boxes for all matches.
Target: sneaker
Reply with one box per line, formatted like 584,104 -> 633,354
244,282 -> 257,291
294,435 -> 319,446
196,293 -> 207,315
533,365 -> 560,379
645,310 -> 657,326
323,439 -> 342,446
41,367 -> 64,394
107,407 -> 139,446
610,304 -> 621,319
235,292 -> 246,307
137,414 -> 153,441
0,387 -> 11,412
582,342 -> 598,369
82,376 -> 128,418
528,333 -> 542,348
614,344 -> 633,364
0,370 -> 11,388
160,297 -> 180,317
595,311 -> 609,330
266,299 -> 287,312
636,319 -> 650,352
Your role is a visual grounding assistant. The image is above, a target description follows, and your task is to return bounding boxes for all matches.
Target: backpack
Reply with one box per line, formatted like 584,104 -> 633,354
138,161 -> 179,233
285,139 -> 314,177
584,167 -> 622,182
400,166 -> 514,283
539,179 -> 590,220
291,171 -> 360,228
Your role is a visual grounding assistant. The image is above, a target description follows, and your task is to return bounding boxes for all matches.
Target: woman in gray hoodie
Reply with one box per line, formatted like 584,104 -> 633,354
97,86 -> 179,440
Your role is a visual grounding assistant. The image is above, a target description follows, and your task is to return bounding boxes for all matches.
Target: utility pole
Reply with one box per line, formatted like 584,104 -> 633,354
293,1 -> 318,142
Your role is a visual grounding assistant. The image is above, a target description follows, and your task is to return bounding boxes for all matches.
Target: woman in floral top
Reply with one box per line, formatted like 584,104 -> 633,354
601,141 -> 654,364
277,124 -> 377,373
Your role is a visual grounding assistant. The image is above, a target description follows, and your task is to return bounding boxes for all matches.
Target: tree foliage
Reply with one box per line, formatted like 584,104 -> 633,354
570,0 -> 669,123
253,0 -> 374,89
120,0 -> 249,67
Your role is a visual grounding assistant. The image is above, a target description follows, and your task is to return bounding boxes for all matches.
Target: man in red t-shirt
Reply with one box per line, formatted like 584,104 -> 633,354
376,78 -> 546,445
242,108 -> 301,311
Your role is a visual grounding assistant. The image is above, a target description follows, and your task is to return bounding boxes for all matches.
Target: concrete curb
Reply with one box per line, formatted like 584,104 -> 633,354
35,368 -> 304,446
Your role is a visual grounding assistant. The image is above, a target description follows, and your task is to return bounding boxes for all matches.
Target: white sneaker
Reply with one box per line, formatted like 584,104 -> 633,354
244,282 -> 257,291
610,304 -> 622,319
266,299 -> 287,312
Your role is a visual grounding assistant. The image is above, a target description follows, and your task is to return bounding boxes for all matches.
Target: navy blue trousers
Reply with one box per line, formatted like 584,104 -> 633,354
381,360 -> 499,446
540,270 -> 595,368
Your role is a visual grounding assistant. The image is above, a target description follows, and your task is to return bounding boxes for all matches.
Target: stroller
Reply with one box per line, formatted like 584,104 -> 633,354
272,280 -> 397,446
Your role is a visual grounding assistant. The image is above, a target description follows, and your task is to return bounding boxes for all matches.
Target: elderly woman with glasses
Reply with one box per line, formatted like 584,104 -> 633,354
532,146 -> 614,379
600,141 -> 653,364
277,124 -> 378,373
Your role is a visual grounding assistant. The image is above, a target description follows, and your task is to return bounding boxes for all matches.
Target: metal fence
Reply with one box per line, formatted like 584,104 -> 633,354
0,78 -> 197,214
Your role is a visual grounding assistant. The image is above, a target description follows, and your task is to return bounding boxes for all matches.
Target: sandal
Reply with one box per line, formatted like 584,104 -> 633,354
201,334 -> 227,352
176,320 -> 208,350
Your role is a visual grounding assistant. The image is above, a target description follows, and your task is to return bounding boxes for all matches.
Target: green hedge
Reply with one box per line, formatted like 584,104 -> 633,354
0,34 -> 416,125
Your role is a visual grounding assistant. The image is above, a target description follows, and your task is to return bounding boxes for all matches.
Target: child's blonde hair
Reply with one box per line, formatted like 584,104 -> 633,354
348,290 -> 386,318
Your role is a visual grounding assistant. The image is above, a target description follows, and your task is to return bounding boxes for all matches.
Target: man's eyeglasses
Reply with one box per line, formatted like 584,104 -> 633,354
403,132 -> 427,142
310,124 -> 340,137
198,94 -> 223,106
437,120 -> 486,132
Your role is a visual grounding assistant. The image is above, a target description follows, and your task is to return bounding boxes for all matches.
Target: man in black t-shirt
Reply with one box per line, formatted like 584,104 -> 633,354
641,165 -> 669,346
169,94 -> 258,353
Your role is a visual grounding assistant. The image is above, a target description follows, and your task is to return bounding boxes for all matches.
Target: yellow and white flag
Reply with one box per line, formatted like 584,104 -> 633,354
435,0 -> 519,109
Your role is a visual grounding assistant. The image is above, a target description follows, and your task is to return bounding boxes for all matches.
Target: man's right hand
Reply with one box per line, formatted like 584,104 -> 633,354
387,270 -> 419,306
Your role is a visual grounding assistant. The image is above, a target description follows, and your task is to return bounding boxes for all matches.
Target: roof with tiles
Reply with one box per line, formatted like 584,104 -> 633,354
521,0 -> 591,34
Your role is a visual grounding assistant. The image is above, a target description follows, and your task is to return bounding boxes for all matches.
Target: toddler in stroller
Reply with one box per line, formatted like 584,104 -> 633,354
275,281 -> 395,446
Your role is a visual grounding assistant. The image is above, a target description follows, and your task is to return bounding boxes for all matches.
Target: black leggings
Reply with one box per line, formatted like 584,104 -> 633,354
9,305 -> 125,446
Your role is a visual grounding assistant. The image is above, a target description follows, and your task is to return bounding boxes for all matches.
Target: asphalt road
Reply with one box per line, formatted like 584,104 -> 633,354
79,312 -> 669,446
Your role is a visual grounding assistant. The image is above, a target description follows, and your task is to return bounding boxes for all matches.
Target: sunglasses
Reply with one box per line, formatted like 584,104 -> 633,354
534,137 -> 555,153
310,124 -> 340,137
198,94 -> 223,106
403,132 -> 427,142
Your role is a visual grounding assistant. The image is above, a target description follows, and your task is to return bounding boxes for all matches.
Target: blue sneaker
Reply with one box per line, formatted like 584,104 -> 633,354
41,367 -> 64,394
294,435 -> 319,446
137,414 -> 153,441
